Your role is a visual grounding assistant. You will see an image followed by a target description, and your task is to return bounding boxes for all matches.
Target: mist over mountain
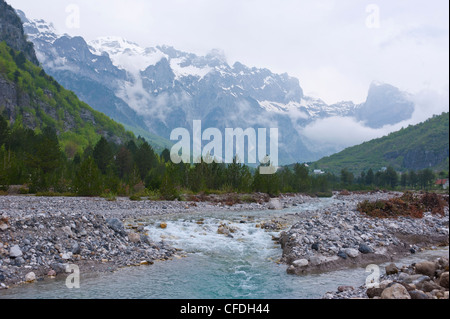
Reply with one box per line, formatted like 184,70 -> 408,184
17,10 -> 419,164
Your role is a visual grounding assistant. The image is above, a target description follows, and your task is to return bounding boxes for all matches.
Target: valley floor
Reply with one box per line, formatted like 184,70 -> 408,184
0,192 -> 448,299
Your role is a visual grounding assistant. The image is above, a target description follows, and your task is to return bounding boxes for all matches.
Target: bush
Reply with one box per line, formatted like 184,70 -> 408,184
357,191 -> 448,219
129,194 -> 142,201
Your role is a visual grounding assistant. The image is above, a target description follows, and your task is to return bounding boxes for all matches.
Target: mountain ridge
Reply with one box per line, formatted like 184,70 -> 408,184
17,9 -> 419,164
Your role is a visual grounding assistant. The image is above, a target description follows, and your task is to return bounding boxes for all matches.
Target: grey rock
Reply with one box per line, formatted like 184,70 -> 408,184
106,218 -> 126,236
10,245 -> 23,258
72,243 -> 81,255
358,244 -> 374,254
343,248 -> 359,258
293,259 -> 309,267
25,272 -> 36,283
337,251 -> 348,260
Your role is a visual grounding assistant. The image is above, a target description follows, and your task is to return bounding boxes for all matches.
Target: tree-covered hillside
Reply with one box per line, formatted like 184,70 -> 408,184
313,112 -> 449,174
0,41 -> 134,156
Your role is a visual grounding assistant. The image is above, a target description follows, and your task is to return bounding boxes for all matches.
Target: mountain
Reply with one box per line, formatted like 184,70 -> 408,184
313,112 -> 449,174
17,10 -> 417,164
353,82 -> 415,128
0,0 -> 134,156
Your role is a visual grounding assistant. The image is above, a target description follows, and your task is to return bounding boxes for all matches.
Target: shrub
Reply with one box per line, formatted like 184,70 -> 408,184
357,191 -> 448,219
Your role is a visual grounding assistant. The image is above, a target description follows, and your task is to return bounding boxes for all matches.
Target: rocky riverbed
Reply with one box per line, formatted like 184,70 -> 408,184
279,192 -> 449,275
0,194 -> 307,289
323,255 -> 449,299
0,191 -> 448,296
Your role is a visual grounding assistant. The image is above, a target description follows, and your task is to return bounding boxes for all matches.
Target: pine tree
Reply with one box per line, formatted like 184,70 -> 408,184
74,156 -> 102,196
93,137 -> 113,174
135,141 -> 157,180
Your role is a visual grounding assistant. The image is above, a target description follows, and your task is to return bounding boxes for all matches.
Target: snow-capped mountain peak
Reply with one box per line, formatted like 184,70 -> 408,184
18,9 -> 417,164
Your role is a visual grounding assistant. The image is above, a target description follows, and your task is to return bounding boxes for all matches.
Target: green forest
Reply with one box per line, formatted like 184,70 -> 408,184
1,41 -> 448,200
0,41 -> 133,155
1,114 -> 446,200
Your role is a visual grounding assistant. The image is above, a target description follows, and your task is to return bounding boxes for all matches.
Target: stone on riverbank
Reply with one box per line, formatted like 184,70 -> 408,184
439,272 -> 449,289
25,272 -> 36,283
106,218 -> 126,236
359,244 -> 374,254
385,263 -> 399,275
415,261 -> 436,277
293,259 -> 309,267
381,283 -> 411,299
9,245 -> 23,258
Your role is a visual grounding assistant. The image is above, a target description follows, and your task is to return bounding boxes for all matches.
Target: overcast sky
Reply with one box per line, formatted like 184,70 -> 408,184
7,0 -> 450,105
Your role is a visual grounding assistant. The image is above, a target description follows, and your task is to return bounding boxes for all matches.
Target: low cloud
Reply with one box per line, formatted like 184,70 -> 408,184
300,89 -> 449,154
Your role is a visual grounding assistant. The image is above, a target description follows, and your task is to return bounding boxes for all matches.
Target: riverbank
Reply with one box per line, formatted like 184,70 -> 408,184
280,192 -> 449,276
323,254 -> 449,299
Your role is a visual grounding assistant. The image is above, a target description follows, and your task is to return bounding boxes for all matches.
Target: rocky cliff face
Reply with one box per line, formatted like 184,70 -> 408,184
0,0 -> 39,65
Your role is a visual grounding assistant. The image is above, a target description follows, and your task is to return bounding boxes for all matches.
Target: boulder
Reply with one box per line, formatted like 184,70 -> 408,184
9,245 -> 23,258
439,272 -> 449,289
51,263 -> 67,275
381,283 -> 411,299
309,256 -> 327,266
293,259 -> 309,268
106,218 -> 126,236
268,199 -> 282,210
408,290 -> 430,300
359,244 -> 374,254
385,263 -> 399,275
337,251 -> 348,260
217,225 -> 230,236
367,287 -> 384,299
160,222 -> 168,229
25,272 -> 36,283
416,281 -> 443,293
415,261 -> 436,278
61,252 -> 72,260
343,248 -> 359,258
